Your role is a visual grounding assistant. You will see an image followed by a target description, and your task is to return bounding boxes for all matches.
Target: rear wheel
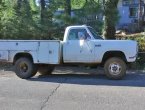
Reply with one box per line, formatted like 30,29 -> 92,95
104,57 -> 126,80
38,65 -> 55,75
14,57 -> 37,79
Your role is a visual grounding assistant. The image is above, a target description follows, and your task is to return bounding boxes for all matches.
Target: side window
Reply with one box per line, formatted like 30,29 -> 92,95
68,29 -> 78,40
68,29 -> 90,40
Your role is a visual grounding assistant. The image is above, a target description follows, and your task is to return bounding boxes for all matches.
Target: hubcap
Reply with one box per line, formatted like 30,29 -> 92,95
109,62 -> 122,75
19,62 -> 28,73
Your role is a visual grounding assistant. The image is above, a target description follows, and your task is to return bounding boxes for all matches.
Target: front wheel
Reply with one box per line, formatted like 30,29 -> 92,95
104,57 -> 126,80
14,57 -> 37,79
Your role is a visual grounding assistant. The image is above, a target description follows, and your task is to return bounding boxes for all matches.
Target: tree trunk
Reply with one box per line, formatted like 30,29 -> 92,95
40,0 -> 46,24
0,0 -> 3,31
16,0 -> 31,17
16,0 -> 22,14
17,0 -> 22,8
143,0 -> 145,25
138,0 -> 142,31
103,0 -> 119,40
64,0 -> 71,16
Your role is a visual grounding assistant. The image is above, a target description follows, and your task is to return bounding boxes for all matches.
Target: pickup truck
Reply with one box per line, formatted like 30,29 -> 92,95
0,25 -> 138,79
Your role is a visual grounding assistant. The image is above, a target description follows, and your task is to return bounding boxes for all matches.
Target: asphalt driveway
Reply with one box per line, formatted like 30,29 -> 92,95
0,66 -> 145,110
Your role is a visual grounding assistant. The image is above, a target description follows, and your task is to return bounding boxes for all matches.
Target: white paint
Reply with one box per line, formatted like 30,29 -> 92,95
63,25 -> 138,63
0,51 -> 8,61
0,40 -> 60,64
0,25 -> 138,65
63,40 -> 94,62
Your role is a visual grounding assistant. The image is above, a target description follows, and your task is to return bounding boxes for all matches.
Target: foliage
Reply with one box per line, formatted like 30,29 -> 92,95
54,0 -> 103,36
0,0 -> 59,40
0,0 -> 116,40
0,0 -> 37,39
103,0 -> 120,39
53,0 -> 103,34
73,0 -> 103,33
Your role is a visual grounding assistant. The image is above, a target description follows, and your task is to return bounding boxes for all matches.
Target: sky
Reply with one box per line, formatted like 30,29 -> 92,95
35,0 -> 40,6
35,0 -> 49,6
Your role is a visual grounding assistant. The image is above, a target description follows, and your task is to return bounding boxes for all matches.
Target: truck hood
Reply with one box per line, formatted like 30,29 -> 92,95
92,40 -> 137,48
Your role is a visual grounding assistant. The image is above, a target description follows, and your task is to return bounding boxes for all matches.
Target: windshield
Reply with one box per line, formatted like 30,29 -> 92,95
88,27 -> 104,40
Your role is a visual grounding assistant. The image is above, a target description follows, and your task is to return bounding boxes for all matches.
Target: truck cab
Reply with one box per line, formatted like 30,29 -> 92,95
63,25 -> 102,63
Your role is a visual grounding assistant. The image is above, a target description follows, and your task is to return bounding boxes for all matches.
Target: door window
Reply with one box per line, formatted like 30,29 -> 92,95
68,29 -> 90,40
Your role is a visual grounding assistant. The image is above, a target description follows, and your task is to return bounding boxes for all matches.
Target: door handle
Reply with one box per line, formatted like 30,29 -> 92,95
95,44 -> 101,47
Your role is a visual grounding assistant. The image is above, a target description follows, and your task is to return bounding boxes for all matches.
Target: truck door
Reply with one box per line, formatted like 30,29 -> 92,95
63,28 -> 95,63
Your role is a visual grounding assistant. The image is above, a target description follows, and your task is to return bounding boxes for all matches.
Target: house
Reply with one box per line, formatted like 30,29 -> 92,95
117,0 -> 144,32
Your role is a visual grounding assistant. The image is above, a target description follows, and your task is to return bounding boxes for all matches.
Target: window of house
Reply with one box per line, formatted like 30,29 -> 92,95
129,7 -> 138,18
122,0 -> 130,6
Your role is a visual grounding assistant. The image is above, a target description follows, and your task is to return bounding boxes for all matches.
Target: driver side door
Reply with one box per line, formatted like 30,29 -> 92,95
63,28 -> 95,63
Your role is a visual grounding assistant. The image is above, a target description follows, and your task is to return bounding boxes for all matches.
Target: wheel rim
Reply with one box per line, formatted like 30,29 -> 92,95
19,62 -> 28,73
108,62 -> 122,75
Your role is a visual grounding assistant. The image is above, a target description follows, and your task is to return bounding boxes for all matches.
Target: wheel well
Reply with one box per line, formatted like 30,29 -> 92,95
13,53 -> 33,64
102,51 -> 127,64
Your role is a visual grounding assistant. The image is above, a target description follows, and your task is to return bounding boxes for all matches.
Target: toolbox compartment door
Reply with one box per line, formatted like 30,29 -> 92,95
0,51 -> 8,61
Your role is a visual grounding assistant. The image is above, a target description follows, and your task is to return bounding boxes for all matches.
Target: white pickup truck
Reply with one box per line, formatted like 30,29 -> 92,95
0,25 -> 138,79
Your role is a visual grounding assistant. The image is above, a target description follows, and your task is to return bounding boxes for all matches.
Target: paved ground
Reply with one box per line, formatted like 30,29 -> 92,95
0,66 -> 145,110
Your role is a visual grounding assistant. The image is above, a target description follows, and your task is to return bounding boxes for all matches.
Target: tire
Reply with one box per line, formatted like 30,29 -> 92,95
38,65 -> 55,75
14,57 -> 37,79
104,57 -> 126,80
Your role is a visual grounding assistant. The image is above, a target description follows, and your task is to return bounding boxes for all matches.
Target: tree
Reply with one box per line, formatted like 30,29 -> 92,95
0,0 -> 18,39
65,0 -> 71,16
138,0 -> 145,31
103,0 -> 119,39
142,0 -> 145,23
0,0 -> 39,39
74,0 -> 102,32
15,0 -> 37,39
0,0 -> 4,35
0,0 -> 104,40
40,0 -> 46,24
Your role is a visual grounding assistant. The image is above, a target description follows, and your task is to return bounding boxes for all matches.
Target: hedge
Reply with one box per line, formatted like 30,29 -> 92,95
116,33 -> 145,52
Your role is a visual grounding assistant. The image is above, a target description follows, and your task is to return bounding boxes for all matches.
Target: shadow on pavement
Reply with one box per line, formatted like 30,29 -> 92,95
28,70 -> 145,87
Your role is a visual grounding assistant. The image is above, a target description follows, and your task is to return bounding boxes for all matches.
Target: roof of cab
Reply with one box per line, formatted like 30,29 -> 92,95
66,25 -> 88,29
